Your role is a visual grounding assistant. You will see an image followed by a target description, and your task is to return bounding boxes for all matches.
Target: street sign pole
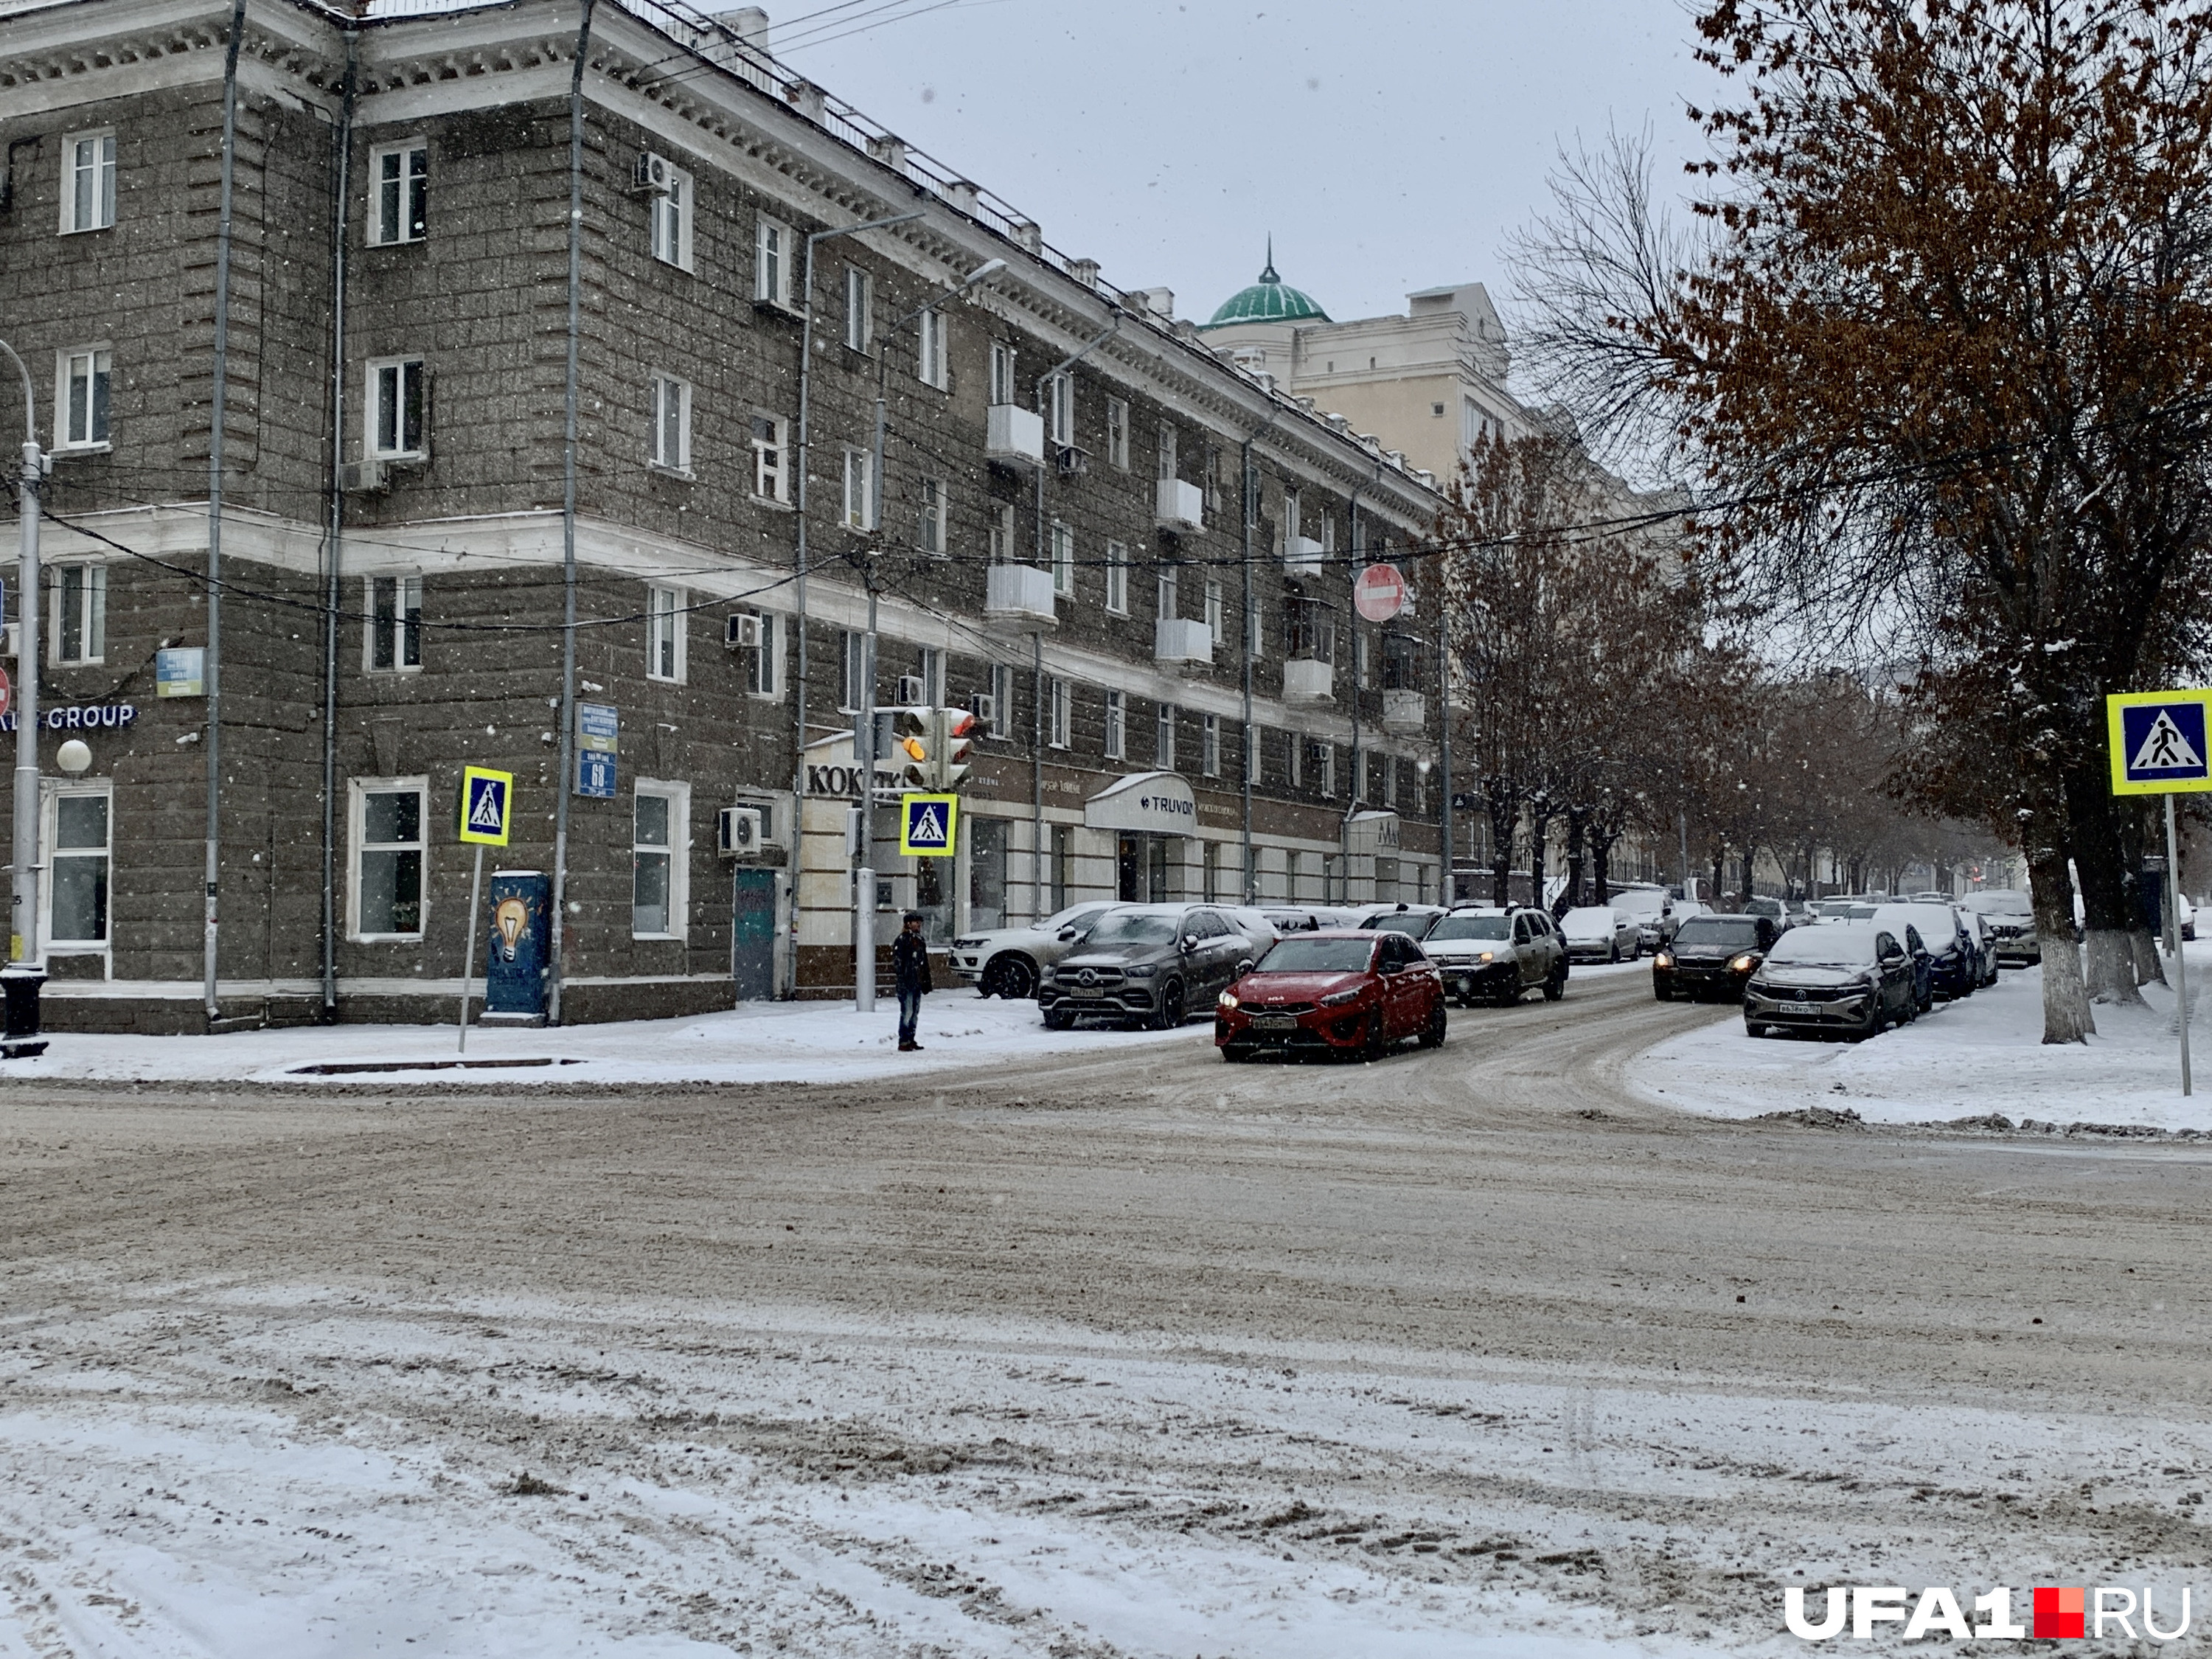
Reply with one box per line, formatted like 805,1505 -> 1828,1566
455,765 -> 515,1055
2168,790 -> 2191,1096
2107,691 -> 2211,1096
458,843 -> 484,1054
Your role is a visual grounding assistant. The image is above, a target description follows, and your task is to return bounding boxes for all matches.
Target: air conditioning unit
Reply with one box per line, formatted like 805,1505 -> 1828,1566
895,675 -> 926,706
0,624 -> 15,658
717,806 -> 763,857
725,612 -> 763,650
338,458 -> 387,494
970,692 -> 998,730
633,152 -> 675,195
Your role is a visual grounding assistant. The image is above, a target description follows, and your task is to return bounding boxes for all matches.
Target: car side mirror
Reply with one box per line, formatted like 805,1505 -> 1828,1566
1183,933 -> 1200,951
1236,957 -> 1254,976
1882,949 -> 1904,964
1058,928 -> 1077,942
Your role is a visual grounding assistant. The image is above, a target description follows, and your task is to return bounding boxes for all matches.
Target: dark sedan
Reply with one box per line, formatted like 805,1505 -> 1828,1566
1217,931 -> 1447,1062
1652,914 -> 1777,1002
1743,922 -> 1919,1040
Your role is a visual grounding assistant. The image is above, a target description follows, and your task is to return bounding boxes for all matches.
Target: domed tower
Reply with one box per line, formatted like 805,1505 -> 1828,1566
1201,245 -> 1332,333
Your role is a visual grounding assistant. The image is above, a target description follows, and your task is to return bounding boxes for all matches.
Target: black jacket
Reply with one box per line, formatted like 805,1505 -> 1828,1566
891,929 -> 933,992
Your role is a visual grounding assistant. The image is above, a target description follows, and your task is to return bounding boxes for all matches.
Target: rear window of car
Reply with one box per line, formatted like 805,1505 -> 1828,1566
1429,916 -> 1511,941
1257,938 -> 1375,974
1673,919 -> 1761,947
1363,912 -> 1433,936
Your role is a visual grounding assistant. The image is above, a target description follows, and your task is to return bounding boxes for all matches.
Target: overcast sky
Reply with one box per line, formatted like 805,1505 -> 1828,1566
776,0 -> 1728,349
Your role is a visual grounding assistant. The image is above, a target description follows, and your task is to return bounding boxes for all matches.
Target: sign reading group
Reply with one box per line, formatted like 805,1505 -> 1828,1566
2108,689 -> 2212,795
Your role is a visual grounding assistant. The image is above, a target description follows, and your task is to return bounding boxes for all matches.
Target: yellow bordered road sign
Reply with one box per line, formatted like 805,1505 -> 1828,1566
459,765 -> 515,846
899,793 -> 958,858
2109,690 -> 2212,796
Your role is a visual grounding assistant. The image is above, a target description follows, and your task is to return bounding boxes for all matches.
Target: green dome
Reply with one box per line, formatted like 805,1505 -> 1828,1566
1202,250 -> 1329,330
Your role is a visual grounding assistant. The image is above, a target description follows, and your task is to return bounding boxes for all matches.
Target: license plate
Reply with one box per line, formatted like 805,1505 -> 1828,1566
1074,986 -> 1105,998
1251,1015 -> 1297,1032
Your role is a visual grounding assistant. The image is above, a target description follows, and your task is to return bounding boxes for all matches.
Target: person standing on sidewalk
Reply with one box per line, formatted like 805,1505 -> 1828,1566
893,909 -> 932,1051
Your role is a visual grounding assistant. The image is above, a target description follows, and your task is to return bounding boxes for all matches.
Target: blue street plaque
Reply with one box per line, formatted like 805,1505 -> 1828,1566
576,748 -> 617,799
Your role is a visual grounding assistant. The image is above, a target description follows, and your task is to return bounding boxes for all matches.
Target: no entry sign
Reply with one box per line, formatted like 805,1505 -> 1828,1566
1353,563 -> 1408,622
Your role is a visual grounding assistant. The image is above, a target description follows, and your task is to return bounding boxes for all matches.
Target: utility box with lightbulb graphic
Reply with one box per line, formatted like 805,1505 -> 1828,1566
481,870 -> 549,1023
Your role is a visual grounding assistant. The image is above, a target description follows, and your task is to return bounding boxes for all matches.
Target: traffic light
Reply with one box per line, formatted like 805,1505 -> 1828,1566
891,708 -> 931,790
928,707 -> 976,792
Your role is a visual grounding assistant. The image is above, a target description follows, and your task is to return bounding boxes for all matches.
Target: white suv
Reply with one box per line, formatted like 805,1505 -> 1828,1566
950,901 -> 1119,1000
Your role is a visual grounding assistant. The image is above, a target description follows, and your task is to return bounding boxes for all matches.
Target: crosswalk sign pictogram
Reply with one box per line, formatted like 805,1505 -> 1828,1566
898,792 -> 958,858
459,765 -> 515,846
2108,691 -> 2212,795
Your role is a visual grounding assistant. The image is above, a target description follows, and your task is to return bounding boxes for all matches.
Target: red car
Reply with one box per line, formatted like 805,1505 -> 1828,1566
1215,928 -> 1448,1062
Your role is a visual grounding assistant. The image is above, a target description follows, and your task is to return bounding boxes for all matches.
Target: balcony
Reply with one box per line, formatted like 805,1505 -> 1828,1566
1281,658 -> 1335,708
1155,616 -> 1213,667
1155,478 -> 1204,533
987,404 -> 1045,470
1283,535 -> 1325,577
984,562 -> 1057,630
1381,688 -> 1425,733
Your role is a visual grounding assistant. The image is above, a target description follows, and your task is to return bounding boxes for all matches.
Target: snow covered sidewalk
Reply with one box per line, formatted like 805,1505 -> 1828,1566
1632,945 -> 2212,1132
0,989 -> 1206,1088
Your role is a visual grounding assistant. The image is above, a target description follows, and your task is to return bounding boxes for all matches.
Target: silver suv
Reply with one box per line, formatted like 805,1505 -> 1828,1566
951,900 -> 1119,999
1420,906 -> 1568,1006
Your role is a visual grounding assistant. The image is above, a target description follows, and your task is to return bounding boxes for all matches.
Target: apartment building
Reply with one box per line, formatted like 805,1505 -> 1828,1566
0,0 -> 1448,1029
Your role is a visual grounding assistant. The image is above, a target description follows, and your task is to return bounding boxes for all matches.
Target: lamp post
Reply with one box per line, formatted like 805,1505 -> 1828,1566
0,338 -> 44,1057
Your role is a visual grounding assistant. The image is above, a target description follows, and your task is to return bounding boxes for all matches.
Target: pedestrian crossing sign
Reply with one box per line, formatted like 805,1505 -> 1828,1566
459,765 -> 515,846
2108,691 -> 2212,795
898,792 -> 958,858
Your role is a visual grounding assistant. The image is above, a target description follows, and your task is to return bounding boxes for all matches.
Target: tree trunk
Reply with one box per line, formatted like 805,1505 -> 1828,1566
1485,777 -> 1520,908
1530,807 -> 1554,914
1563,807 -> 1589,911
1711,850 -> 1725,906
1593,827 -> 1616,904
2030,844 -> 2093,1043
2067,769 -> 2143,1005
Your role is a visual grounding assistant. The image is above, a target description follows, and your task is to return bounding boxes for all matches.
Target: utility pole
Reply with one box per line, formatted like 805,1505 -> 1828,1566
0,341 -> 43,990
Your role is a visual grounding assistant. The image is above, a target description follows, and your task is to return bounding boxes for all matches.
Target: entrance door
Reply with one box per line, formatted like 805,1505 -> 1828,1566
1147,834 -> 1172,902
969,816 -> 1007,931
1118,833 -> 1141,901
732,867 -> 776,1001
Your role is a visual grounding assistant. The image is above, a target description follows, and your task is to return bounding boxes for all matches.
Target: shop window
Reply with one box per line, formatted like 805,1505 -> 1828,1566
351,779 -> 426,940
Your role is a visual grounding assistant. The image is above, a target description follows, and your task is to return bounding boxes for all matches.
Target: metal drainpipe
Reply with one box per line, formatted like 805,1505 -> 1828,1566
202,0 -> 247,1025
547,0 -> 597,1026
1338,476 -> 1366,904
1238,409 -> 1279,903
319,33 -> 356,1020
1436,586 -> 1453,904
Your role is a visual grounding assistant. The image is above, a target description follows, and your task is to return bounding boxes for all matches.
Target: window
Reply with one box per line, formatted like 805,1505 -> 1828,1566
1245,594 -> 1263,661
646,585 -> 686,683
988,502 -> 1017,564
917,307 -> 947,389
650,374 -> 691,473
370,140 -> 427,245
1321,512 -> 1337,554
1204,580 -> 1224,642
633,783 -> 689,939
989,341 -> 1018,406
1318,740 -> 1336,799
1355,628 -> 1370,689
1156,702 -> 1175,771
1046,372 -> 1074,445
1105,397 -> 1129,470
1050,824 -> 1071,913
1245,721 -> 1259,784
841,629 -> 868,712
918,476 -> 947,555
56,347 -> 109,450
1157,422 -> 1178,481
46,786 -> 110,947
1104,540 -> 1129,615
1049,676 -> 1071,748
918,647 -> 945,706
367,358 -> 426,459
60,130 -> 114,234
365,574 -> 422,672
842,447 -> 875,531
1104,690 -> 1125,760
1384,753 -> 1399,807
1203,714 -> 1221,778
989,664 -> 1013,735
351,779 -> 426,941
650,161 -> 693,271
844,264 -> 873,351
1282,488 -> 1301,548
1157,566 -> 1178,622
1050,521 -> 1074,597
755,214 -> 790,305
751,414 -> 788,502
743,611 -> 780,697
52,565 -> 105,666
1289,731 -> 1301,789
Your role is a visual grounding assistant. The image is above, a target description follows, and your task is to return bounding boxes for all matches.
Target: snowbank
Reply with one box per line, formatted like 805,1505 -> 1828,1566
1632,945 -> 2212,1131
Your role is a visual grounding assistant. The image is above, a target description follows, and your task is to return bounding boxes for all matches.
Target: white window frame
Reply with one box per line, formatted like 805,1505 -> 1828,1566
989,664 -> 1013,736
41,779 -> 113,956
1282,488 -> 1301,549
631,779 -> 691,942
1203,714 -> 1221,779
1049,676 -> 1071,748
1104,689 -> 1125,762
363,573 -> 422,673
988,502 -> 1016,565
1319,740 -> 1336,799
1105,397 -> 1129,470
989,341 -> 1018,406
840,629 -> 868,713
650,373 -> 692,474
60,129 -> 115,234
1204,579 -> 1224,642
347,775 -> 429,943
1046,372 -> 1074,446
1156,701 -> 1175,771
1104,540 -> 1129,616
55,346 -> 111,452
650,161 -> 693,271
366,356 -> 427,460
49,563 -> 106,667
369,139 -> 428,246
1157,422 -> 1178,482
1157,566 -> 1178,622
844,264 -> 873,351
755,213 -> 791,305
918,476 -> 947,556
742,611 -> 782,698
917,307 -> 948,389
751,412 -> 789,503
1050,521 -> 1074,597
646,584 -> 686,684
842,446 -> 876,531
1245,594 -> 1263,661
1245,721 -> 1259,785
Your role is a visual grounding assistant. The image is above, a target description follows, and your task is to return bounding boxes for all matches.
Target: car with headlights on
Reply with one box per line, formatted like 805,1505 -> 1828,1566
1216,929 -> 1447,1062
1037,904 -> 1258,1031
950,900 -> 1120,999
1742,922 -> 1919,1040
1559,905 -> 1641,963
1421,906 -> 1568,1005
1652,913 -> 1778,1002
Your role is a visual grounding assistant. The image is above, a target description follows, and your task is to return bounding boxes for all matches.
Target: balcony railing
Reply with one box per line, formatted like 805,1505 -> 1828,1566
1282,658 -> 1335,708
987,405 -> 1046,470
984,562 -> 1057,629
1155,616 -> 1213,666
1155,479 -> 1204,533
1381,688 -> 1425,732
1283,535 -> 1326,577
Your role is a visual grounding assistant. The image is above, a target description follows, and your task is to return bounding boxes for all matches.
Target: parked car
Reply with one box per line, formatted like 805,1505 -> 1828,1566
1871,902 -> 1977,1001
1610,886 -> 1674,951
1221,908 -> 1285,953
1964,909 -> 2002,987
1909,890 -> 1952,904
1742,921 -> 1919,1040
1354,902 -> 1450,939
952,900 -> 1120,999
1741,896 -> 1795,933
1966,887 -> 2040,963
1039,904 -> 1259,1031
1559,905 -> 1641,963
1668,900 -> 1711,935
1420,906 -> 1569,1006
1216,929 -> 1447,1061
1262,905 -> 1360,934
2180,892 -> 2197,943
1652,914 -> 1778,1002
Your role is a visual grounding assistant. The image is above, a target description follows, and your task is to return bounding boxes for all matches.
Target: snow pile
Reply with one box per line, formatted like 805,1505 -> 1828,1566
1632,948 -> 2212,1131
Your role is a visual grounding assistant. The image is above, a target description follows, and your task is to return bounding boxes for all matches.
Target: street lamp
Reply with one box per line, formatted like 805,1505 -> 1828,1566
0,337 -> 44,1057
